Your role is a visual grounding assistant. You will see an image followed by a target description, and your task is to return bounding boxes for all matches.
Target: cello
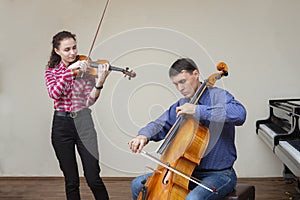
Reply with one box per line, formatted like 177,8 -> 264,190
138,62 -> 229,200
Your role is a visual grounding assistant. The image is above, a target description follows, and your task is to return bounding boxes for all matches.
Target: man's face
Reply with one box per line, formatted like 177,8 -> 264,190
170,70 -> 199,99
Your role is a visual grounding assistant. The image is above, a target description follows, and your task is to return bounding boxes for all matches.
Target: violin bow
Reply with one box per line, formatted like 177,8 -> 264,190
140,151 -> 217,193
86,0 -> 111,60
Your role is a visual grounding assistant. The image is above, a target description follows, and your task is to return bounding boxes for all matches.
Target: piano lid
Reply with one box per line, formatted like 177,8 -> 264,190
270,99 -> 300,117
256,98 -> 300,147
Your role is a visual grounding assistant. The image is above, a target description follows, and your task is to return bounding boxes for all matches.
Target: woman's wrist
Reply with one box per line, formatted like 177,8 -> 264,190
96,80 -> 104,86
94,85 -> 103,90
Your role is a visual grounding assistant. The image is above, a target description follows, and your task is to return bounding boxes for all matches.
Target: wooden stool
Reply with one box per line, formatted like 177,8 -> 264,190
222,184 -> 255,200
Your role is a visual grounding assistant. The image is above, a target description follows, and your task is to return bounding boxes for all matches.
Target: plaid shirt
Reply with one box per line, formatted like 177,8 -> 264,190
45,61 -> 97,112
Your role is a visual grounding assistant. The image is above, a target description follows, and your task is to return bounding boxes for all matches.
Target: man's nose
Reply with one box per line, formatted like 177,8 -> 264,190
178,84 -> 184,91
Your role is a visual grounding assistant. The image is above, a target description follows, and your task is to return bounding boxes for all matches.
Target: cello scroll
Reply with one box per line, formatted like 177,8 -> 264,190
206,62 -> 228,87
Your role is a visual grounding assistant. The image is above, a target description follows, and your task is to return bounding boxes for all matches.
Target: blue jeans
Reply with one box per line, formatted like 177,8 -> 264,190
131,168 -> 236,200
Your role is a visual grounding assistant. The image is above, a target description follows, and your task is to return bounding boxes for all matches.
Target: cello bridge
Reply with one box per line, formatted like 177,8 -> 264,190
146,166 -> 162,174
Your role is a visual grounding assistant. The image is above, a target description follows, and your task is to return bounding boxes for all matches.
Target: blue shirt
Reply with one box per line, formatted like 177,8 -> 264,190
138,87 -> 246,170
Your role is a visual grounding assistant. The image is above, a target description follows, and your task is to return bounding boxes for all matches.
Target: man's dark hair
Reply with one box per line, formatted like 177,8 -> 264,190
169,58 -> 198,77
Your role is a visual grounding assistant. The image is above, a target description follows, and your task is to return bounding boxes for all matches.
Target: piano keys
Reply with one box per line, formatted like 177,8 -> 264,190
256,99 -> 300,188
275,140 -> 300,178
257,123 -> 287,151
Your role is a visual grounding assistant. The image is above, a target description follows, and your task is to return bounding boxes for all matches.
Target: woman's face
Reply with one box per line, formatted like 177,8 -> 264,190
54,38 -> 77,66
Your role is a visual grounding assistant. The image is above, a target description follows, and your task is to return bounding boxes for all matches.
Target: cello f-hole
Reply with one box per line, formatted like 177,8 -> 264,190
162,169 -> 171,185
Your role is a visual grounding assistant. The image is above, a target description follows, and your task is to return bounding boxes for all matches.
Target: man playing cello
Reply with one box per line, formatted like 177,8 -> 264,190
129,58 -> 246,200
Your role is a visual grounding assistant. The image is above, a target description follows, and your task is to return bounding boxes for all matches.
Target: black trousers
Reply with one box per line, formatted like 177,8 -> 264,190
51,109 -> 109,200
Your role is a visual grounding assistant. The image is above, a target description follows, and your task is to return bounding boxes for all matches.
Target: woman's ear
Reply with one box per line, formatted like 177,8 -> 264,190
54,48 -> 60,56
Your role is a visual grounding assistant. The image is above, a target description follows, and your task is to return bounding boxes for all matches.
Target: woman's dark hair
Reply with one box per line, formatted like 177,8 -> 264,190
46,31 -> 76,68
169,58 -> 198,77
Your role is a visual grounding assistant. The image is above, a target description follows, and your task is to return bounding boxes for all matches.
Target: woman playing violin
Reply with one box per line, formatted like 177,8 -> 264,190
45,30 -> 110,200
129,58 -> 247,200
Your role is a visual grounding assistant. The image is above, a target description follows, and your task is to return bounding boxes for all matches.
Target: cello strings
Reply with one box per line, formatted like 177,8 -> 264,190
140,151 -> 216,193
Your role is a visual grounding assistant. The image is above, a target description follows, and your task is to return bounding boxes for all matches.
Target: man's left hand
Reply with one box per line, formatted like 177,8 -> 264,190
176,103 -> 196,117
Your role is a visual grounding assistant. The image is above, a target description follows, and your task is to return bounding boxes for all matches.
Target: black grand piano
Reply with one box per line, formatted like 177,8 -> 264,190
256,98 -> 300,193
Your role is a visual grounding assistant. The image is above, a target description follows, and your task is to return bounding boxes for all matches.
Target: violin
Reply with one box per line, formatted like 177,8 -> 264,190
73,55 -> 136,80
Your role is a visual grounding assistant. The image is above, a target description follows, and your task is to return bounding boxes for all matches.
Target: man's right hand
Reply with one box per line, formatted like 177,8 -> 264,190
129,135 -> 148,153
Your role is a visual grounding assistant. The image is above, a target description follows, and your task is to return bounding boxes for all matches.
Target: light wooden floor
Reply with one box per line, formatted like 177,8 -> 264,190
0,177 -> 299,200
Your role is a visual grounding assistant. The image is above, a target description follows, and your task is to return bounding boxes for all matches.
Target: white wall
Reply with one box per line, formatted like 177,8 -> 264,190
0,0 -> 299,177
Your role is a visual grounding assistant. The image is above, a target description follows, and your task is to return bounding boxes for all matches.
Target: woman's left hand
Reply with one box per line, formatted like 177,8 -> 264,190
97,62 -> 111,84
